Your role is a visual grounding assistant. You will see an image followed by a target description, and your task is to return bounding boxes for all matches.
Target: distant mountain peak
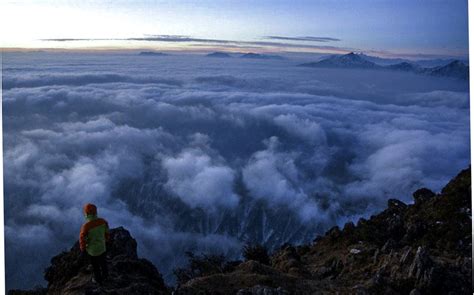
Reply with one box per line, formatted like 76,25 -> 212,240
206,52 -> 232,58
240,52 -> 285,60
138,51 -> 168,56
446,60 -> 467,67
241,52 -> 260,58
386,61 -> 421,72
300,52 -> 379,69
428,60 -> 469,80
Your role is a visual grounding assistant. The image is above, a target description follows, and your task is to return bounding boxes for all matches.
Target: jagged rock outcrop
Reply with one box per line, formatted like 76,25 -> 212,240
9,227 -> 169,295
412,188 -> 435,204
174,168 -> 472,294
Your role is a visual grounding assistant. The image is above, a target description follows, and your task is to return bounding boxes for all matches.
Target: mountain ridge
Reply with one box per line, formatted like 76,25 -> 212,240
300,52 -> 381,69
9,167 -> 472,294
300,52 -> 469,80
138,51 -> 168,56
240,53 -> 285,60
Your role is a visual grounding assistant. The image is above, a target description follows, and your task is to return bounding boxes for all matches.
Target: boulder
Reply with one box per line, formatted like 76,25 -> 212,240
412,188 -> 435,204
29,227 -> 168,295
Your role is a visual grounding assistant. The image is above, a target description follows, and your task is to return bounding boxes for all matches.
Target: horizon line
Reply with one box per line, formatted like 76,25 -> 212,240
1,46 -> 469,61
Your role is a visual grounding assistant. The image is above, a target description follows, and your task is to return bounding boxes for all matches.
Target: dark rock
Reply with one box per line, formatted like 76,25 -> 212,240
326,226 -> 341,239
412,188 -> 435,204
237,260 -> 280,276
313,235 -> 323,243
372,248 -> 380,264
356,218 -> 367,227
381,239 -> 398,253
343,221 -> 356,232
243,243 -> 271,265
387,199 -> 407,211
32,227 -> 168,295
399,246 -> 413,265
236,285 -> 289,295
408,247 -> 431,279
402,222 -> 426,244
406,246 -> 445,293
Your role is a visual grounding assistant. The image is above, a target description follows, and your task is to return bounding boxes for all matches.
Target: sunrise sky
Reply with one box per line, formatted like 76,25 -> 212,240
0,0 -> 469,58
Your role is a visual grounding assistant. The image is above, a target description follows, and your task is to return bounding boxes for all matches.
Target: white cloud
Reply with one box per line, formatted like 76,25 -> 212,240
163,148 -> 239,210
2,53 -> 469,289
273,114 -> 327,144
242,137 -> 328,222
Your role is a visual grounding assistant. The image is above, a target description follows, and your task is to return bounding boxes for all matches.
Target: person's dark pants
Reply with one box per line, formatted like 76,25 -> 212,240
89,252 -> 108,283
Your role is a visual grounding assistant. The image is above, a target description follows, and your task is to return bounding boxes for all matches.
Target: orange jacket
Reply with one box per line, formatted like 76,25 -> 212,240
79,204 -> 110,256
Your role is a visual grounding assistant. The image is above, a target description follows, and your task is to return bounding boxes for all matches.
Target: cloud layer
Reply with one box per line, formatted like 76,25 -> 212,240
264,36 -> 341,42
3,52 -> 469,290
41,34 -> 352,53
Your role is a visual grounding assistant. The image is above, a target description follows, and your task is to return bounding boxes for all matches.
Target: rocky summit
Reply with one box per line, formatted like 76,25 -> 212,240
9,227 -> 169,295
9,168 -> 472,295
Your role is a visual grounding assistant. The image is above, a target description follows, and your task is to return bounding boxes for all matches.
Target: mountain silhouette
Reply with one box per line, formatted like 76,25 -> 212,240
300,52 -> 380,69
300,52 -> 469,80
240,53 -> 285,60
206,52 -> 232,58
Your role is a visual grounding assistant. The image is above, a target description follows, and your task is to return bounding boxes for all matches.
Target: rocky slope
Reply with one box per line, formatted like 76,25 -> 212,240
174,167 -> 472,294
9,227 -> 169,295
9,168 -> 472,294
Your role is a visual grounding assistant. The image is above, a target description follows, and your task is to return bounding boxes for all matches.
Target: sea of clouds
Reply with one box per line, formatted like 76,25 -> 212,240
2,52 -> 470,289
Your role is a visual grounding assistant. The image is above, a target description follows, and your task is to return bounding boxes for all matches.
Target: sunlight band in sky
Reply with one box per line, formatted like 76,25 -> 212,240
0,0 -> 469,59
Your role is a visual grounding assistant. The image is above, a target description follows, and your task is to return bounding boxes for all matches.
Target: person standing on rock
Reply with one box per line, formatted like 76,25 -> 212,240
79,203 -> 110,284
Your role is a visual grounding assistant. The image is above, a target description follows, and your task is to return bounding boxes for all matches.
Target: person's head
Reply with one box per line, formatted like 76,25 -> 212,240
83,203 -> 97,217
